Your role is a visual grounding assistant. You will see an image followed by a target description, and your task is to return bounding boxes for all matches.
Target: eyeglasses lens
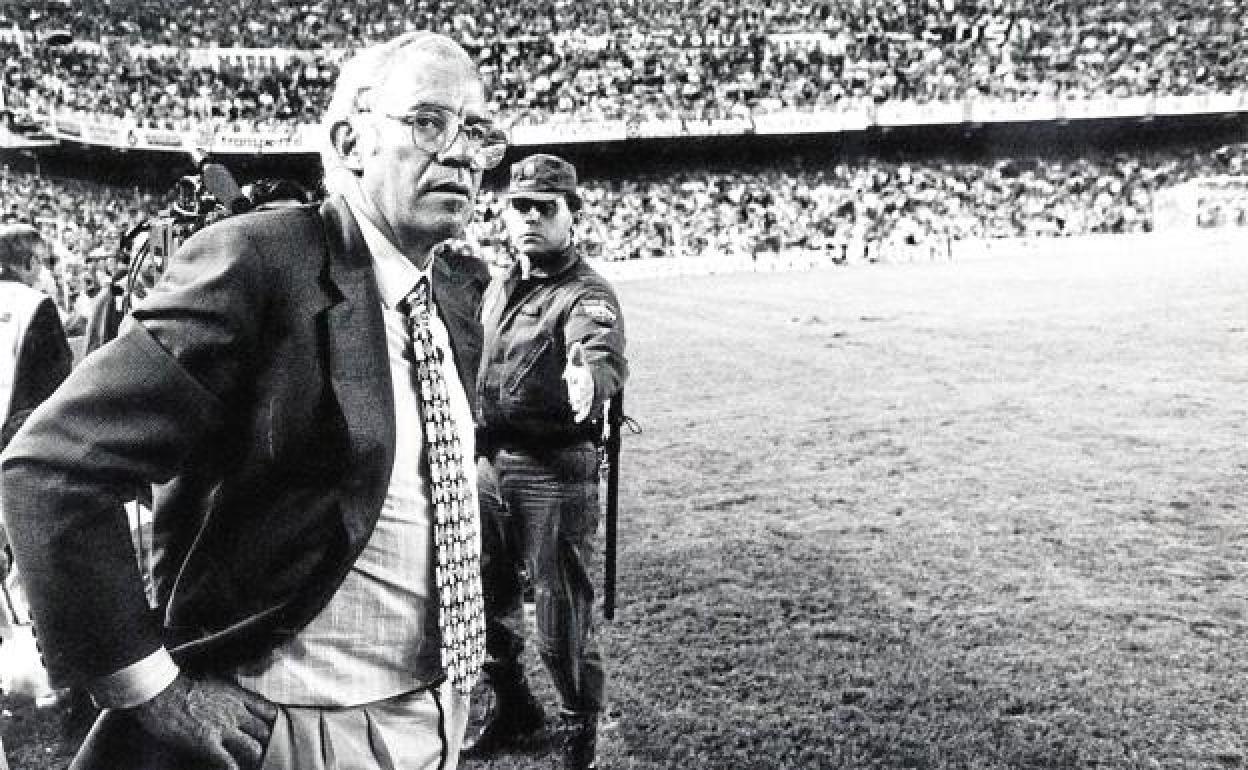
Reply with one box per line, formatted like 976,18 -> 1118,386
400,108 -> 507,170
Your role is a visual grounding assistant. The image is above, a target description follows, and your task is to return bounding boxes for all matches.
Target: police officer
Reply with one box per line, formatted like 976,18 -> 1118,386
467,154 -> 627,770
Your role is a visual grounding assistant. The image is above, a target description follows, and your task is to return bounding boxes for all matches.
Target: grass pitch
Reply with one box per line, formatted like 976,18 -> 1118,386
4,237 -> 1247,769
584,241 -> 1247,769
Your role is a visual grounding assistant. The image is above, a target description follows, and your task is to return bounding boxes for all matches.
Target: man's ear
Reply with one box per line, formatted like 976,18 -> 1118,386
330,119 -> 364,172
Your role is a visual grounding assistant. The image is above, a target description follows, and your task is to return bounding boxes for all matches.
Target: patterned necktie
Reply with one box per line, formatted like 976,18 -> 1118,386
399,276 -> 485,694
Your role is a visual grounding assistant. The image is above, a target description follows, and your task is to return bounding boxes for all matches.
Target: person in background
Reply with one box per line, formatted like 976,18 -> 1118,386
0,223 -> 71,459
467,154 -> 628,770
0,223 -> 72,707
1,30 -> 503,770
80,247 -> 133,355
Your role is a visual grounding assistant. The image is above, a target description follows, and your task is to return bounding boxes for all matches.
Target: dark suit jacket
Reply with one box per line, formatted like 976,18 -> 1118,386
0,195 -> 487,692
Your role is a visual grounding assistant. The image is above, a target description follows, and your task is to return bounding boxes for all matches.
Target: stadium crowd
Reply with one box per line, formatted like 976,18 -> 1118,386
2,0 -> 1247,130
4,137 -> 1247,335
0,164 -> 156,329
0,0 -> 1244,327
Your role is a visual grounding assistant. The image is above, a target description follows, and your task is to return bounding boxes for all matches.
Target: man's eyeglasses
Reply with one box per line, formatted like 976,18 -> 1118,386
380,105 -> 508,171
509,198 -> 559,217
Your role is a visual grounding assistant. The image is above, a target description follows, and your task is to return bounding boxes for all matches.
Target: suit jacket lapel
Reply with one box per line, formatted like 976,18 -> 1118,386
432,257 -> 485,412
319,196 -> 396,552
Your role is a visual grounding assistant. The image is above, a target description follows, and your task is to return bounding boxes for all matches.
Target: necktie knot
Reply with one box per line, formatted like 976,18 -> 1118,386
402,276 -> 431,319
401,278 -> 442,364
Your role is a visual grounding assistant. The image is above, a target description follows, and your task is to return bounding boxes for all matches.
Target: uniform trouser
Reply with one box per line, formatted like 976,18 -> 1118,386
477,444 -> 604,717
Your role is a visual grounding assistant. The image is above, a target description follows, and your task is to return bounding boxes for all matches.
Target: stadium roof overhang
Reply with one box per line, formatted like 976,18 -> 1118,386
0,129 -> 60,149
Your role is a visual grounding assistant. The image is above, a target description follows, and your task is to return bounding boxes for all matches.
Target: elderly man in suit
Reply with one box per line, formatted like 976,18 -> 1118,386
1,31 -> 502,770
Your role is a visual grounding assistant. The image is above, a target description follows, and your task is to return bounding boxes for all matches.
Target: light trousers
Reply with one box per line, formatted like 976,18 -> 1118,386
260,681 -> 470,770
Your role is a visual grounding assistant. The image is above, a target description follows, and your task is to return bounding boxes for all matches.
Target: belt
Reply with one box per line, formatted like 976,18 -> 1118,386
479,425 -> 600,454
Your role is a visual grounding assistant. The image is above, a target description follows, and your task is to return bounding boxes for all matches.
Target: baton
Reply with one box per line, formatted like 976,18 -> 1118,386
602,391 -> 623,620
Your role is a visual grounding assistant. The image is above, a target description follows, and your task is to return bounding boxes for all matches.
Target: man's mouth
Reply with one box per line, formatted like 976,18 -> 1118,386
427,181 -> 471,197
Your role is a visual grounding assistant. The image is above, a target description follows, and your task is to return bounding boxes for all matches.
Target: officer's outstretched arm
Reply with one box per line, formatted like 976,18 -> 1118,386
562,289 -> 628,420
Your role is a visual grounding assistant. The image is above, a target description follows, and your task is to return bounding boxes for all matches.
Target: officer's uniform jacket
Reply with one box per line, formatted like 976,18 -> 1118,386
477,246 -> 627,450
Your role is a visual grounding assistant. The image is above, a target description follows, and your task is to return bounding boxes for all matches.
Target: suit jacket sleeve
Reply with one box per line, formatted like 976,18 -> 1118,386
1,296 -> 72,449
0,220 -> 270,687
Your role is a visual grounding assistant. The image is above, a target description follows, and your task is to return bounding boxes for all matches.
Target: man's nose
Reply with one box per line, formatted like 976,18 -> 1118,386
437,129 -> 475,168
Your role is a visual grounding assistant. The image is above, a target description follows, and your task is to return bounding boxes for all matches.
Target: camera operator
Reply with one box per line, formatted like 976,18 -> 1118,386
81,156 -> 252,355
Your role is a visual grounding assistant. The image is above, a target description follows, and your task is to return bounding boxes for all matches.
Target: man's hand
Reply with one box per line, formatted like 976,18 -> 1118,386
563,341 -> 595,423
127,673 -> 277,770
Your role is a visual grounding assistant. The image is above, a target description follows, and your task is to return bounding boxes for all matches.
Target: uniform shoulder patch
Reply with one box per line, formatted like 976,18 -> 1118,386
579,297 -> 617,325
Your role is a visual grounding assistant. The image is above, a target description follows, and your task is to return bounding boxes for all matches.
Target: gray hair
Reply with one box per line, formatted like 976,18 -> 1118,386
319,32 -> 476,196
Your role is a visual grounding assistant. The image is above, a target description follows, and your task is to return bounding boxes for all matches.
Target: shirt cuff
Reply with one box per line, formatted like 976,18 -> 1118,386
88,648 -> 180,709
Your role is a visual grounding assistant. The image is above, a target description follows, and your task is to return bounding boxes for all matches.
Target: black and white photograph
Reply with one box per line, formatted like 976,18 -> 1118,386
0,1 -> 1245,768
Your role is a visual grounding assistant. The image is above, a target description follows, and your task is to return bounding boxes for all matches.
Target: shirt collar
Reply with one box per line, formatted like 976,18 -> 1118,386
342,189 -> 430,311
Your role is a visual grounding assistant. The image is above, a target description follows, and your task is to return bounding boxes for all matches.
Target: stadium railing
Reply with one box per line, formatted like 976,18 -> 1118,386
8,90 -> 1248,155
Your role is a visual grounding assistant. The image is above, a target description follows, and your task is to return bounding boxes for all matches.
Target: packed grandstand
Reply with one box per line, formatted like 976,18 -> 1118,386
1,0 -> 1247,329
4,0 -> 1246,127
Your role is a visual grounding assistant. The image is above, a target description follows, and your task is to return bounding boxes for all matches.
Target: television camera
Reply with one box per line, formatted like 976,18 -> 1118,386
117,160 -> 309,316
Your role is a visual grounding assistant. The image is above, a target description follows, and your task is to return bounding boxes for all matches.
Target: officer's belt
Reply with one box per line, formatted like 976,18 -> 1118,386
479,425 -> 601,454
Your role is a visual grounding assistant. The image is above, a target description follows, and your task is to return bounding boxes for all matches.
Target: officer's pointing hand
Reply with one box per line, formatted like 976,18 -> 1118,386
563,341 -> 594,423
128,672 -> 278,770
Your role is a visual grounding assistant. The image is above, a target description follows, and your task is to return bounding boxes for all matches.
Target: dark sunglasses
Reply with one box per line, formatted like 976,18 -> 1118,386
509,198 -> 559,217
